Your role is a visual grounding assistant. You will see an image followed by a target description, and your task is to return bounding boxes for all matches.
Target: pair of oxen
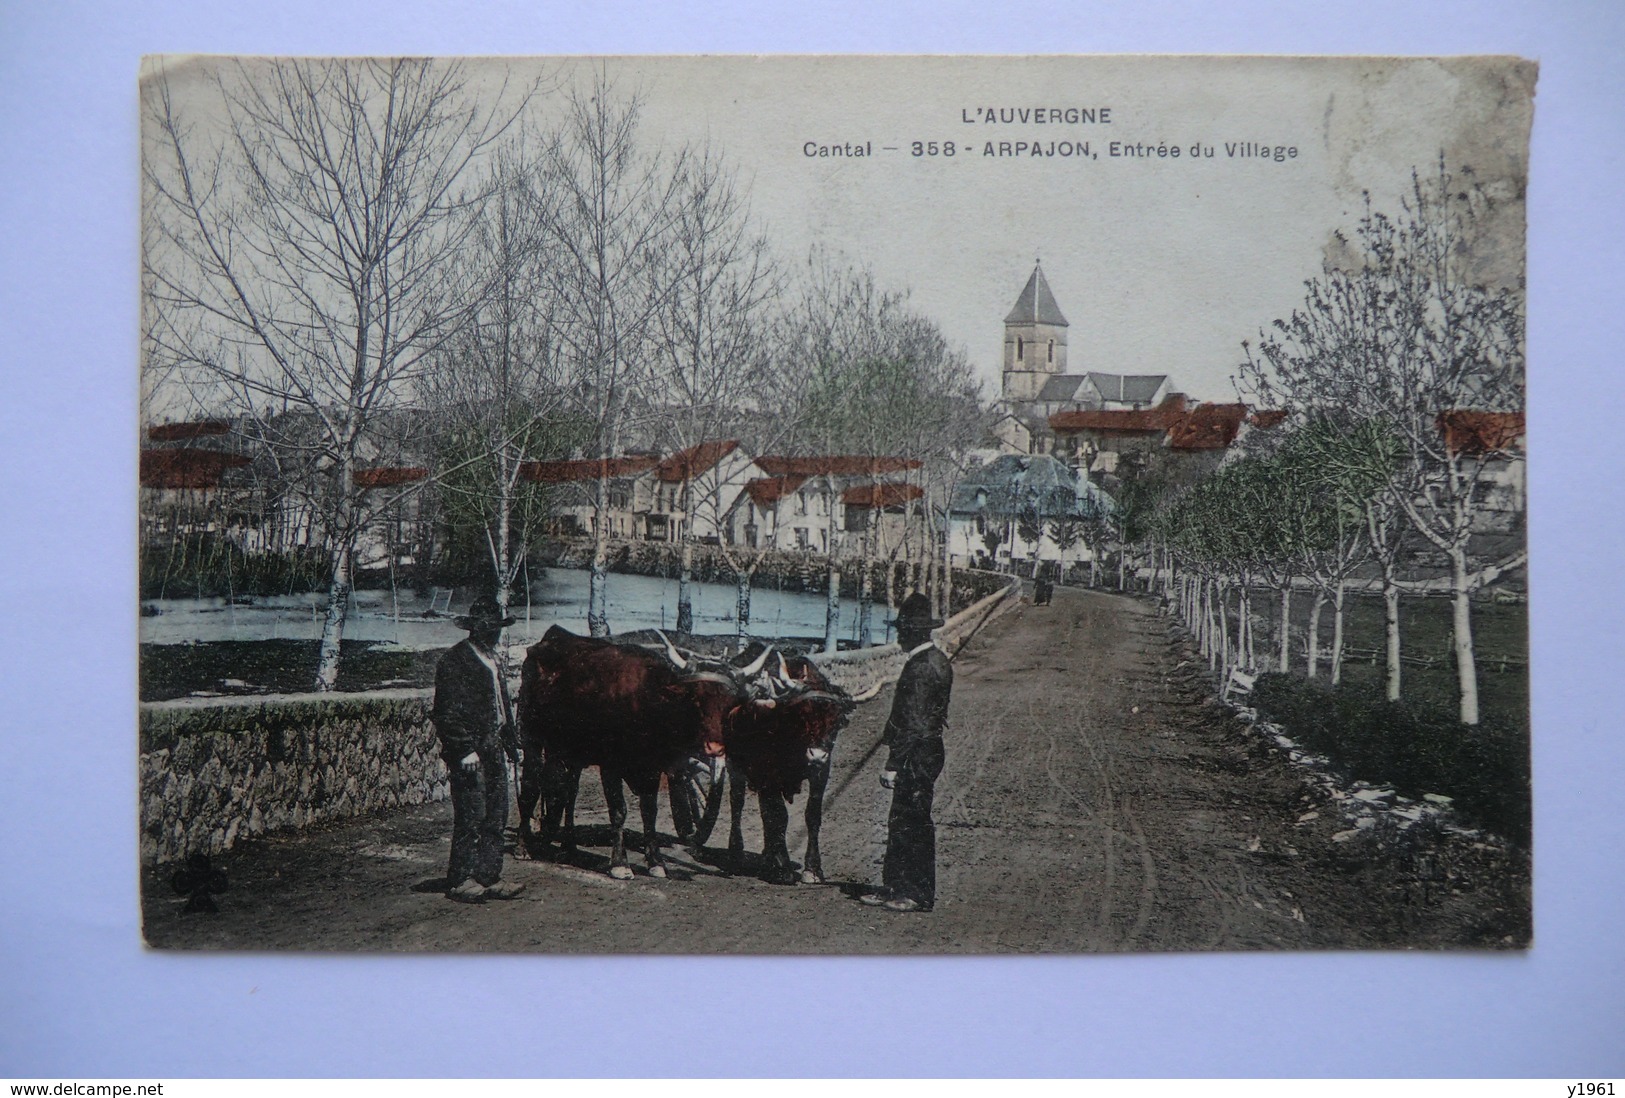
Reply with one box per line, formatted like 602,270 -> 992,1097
513,625 -> 860,884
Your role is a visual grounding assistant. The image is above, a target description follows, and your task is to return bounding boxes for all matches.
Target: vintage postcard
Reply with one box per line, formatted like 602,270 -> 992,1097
138,55 -> 1532,952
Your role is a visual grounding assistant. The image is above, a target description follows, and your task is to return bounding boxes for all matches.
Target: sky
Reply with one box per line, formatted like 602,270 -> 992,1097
146,54 -> 1533,405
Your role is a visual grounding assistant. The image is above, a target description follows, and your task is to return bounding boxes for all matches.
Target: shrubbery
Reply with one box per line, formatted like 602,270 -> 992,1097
140,535 -> 331,600
1251,672 -> 1530,847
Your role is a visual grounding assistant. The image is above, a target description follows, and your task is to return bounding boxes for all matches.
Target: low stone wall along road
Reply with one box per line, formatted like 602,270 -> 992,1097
141,586 -> 1529,952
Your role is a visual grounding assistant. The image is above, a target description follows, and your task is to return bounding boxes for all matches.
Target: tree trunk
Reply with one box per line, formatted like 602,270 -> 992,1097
1331,581 -> 1347,686
677,536 -> 695,634
1278,583 -> 1292,673
886,557 -> 901,645
1367,506 -> 1402,701
314,536 -> 353,692
588,473 -> 611,638
1235,582 -> 1247,670
857,525 -> 875,648
1306,591 -> 1325,679
1217,581 -> 1231,676
1198,577 -> 1212,658
1381,578 -> 1401,701
492,474 -> 513,615
823,475 -> 842,652
735,568 -> 753,650
823,558 -> 841,654
1451,547 -> 1481,725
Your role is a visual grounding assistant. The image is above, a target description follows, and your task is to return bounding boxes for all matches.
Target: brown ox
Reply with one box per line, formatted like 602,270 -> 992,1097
723,650 -> 857,885
516,626 -> 770,879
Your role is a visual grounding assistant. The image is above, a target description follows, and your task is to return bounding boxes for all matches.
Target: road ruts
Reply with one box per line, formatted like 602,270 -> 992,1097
142,585 -> 1346,953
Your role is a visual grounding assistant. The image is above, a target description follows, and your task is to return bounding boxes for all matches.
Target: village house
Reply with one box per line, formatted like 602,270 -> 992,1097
642,439 -> 760,544
722,455 -> 924,557
519,455 -> 660,540
946,453 -> 1115,571
143,413 -> 934,574
1436,410 -> 1526,534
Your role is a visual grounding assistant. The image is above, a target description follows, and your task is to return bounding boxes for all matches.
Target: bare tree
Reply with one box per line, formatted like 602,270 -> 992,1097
541,71 -> 688,637
1243,160 -> 1525,722
775,252 -> 909,651
419,144 -> 585,619
648,144 -> 778,636
777,252 -> 984,648
142,58 -> 534,689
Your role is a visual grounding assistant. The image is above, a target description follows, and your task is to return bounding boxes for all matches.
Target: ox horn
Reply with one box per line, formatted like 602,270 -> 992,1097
656,630 -> 688,670
850,681 -> 885,703
775,652 -> 791,685
738,645 -> 772,678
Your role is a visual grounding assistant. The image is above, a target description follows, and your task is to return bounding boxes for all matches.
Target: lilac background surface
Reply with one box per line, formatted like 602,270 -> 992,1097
2,0 -> 1621,1077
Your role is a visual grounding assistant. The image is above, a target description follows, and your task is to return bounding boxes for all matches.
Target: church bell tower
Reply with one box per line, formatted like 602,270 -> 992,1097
1001,261 -> 1070,403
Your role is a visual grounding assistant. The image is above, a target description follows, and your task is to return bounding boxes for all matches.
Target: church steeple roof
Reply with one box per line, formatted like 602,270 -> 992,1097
1005,262 -> 1069,327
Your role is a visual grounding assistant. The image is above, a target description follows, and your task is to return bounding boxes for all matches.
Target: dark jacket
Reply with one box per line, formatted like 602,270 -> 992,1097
432,639 -> 515,765
883,643 -> 953,776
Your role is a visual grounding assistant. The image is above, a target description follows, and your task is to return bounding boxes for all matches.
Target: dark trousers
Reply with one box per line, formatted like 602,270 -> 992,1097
883,738 -> 945,909
448,752 -> 508,887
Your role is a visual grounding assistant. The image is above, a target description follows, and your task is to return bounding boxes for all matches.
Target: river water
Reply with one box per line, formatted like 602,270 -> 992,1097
139,566 -> 890,648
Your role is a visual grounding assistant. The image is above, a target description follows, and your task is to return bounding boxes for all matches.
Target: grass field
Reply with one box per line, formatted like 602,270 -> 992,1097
139,640 -> 443,702
1232,587 -> 1528,734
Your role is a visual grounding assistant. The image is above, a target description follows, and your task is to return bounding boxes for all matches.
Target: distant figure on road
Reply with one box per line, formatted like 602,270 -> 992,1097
863,592 -> 953,913
432,593 -> 525,904
1033,563 -> 1055,606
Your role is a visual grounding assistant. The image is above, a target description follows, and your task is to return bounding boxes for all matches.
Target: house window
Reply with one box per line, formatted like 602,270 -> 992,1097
795,527 -> 808,550
1048,340 -> 1054,363
1017,337 -> 1025,361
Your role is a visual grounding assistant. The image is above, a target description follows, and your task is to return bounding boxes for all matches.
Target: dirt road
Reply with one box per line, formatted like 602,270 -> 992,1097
142,586 -> 1528,953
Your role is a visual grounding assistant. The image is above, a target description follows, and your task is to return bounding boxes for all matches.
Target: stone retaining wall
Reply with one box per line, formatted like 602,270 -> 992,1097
139,689 -> 443,866
136,578 -> 1023,866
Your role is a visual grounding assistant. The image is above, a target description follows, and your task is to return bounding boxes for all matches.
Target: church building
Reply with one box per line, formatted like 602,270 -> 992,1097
991,262 -> 1176,455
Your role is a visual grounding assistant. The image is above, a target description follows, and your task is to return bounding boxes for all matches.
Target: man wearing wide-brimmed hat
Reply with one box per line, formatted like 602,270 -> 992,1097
432,593 -> 524,904
862,592 -> 953,913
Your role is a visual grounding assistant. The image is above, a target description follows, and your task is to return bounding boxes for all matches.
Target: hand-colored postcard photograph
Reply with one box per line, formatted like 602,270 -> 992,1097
138,55 -> 1532,953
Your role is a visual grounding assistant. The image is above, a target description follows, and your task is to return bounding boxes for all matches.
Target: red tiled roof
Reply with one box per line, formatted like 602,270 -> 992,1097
147,420 -> 232,442
1437,411 -> 1524,456
1047,408 -> 1182,433
744,475 -> 808,507
755,454 -> 923,477
139,448 -> 252,490
1166,403 -> 1249,451
1050,399 -> 1257,451
656,440 -> 740,482
1249,409 -> 1289,429
353,466 -> 428,488
842,481 -> 926,508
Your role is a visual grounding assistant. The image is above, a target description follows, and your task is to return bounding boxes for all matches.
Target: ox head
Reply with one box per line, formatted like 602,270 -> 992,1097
661,666 -> 781,759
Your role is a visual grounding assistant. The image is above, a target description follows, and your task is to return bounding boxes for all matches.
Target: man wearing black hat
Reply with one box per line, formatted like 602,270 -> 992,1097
863,592 -> 953,913
432,593 -> 524,903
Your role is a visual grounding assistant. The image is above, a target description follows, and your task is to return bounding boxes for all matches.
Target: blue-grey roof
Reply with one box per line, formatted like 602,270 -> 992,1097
951,454 -> 1114,519
1087,372 -> 1166,405
1004,264 -> 1069,327
1035,374 -> 1088,402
